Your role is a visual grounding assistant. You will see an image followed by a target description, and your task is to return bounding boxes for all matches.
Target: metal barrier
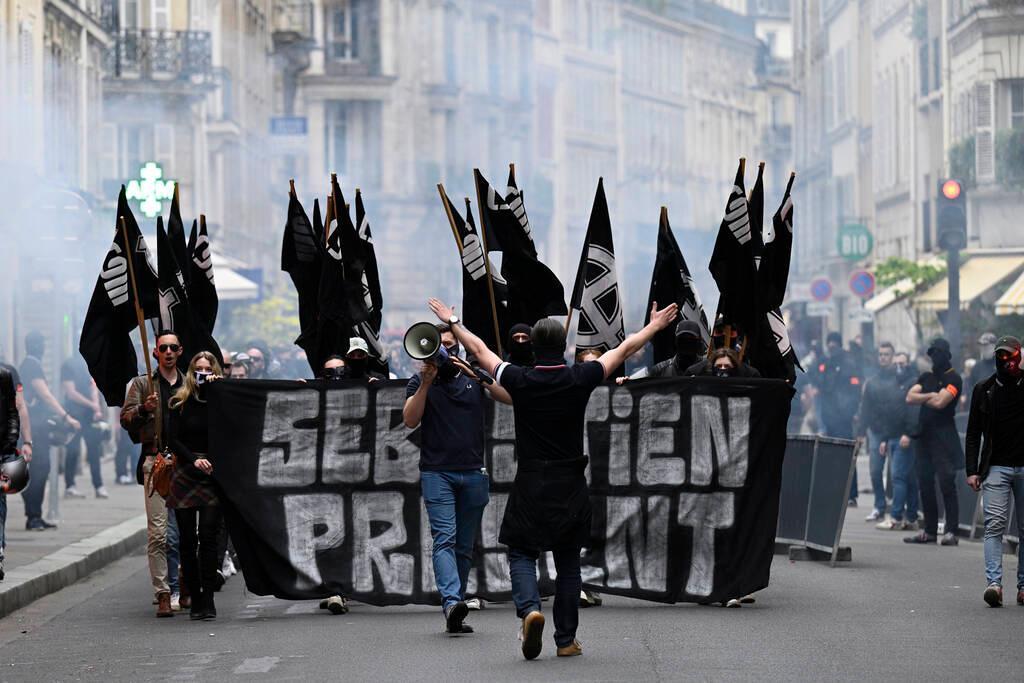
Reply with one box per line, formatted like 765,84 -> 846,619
776,435 -> 858,566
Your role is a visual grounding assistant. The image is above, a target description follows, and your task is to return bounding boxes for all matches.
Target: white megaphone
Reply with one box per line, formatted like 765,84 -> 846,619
403,322 -> 443,361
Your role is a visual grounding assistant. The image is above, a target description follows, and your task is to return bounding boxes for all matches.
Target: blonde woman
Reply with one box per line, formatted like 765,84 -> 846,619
167,351 -> 223,621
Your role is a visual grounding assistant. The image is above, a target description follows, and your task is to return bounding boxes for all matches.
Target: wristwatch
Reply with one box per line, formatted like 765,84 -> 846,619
448,314 -> 460,326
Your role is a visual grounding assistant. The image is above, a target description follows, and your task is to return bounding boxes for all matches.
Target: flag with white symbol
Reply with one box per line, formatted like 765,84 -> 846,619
187,217 -> 218,335
439,183 -> 509,354
645,207 -> 711,364
352,190 -> 387,375
569,178 -> 625,355
709,159 -> 759,337
79,186 -> 159,405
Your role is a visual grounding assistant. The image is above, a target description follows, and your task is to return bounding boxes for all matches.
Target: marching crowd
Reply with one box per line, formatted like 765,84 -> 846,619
1,309 -> 1022,658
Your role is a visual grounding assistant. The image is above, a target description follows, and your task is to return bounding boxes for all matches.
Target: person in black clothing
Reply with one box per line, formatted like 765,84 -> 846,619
868,351 -> 920,531
506,324 -> 535,367
811,332 -> 862,504
20,331 -> 81,530
904,338 -> 964,546
428,296 -> 679,660
403,323 -> 512,634
685,348 -> 762,378
168,351 -> 224,621
625,320 -> 706,380
964,336 -> 1024,607
966,332 -> 997,405
0,365 -> 21,579
60,353 -> 106,499
343,337 -> 384,381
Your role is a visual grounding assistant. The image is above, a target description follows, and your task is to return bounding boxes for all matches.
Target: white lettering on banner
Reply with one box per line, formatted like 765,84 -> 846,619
258,390 -> 319,487
418,499 -> 436,594
479,493 -> 511,592
690,396 -> 751,488
677,492 -> 734,597
322,387 -> 371,483
101,241 -> 130,306
351,492 -> 415,595
283,494 -> 346,591
489,402 -> 517,483
636,393 -> 685,486
372,387 -> 419,484
605,496 -> 669,592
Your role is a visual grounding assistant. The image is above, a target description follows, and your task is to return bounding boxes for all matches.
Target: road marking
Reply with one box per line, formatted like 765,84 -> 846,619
233,657 -> 280,674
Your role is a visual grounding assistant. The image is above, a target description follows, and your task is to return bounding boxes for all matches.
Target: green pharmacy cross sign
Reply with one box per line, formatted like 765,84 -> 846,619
126,162 -> 176,218
837,223 -> 873,262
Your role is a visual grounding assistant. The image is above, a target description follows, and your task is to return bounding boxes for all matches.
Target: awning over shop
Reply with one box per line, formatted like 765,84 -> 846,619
865,278 -> 914,313
995,269 -> 1024,316
211,253 -> 258,301
913,255 -> 1024,312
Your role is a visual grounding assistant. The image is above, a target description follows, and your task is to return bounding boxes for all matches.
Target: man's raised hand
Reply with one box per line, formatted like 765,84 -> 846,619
649,301 -> 679,331
428,298 -> 455,323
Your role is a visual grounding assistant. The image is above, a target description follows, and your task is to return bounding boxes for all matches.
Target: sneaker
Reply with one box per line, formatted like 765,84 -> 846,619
903,531 -> 937,544
940,532 -> 959,546
556,640 -> 583,657
40,519 -> 57,530
170,593 -> 181,611
520,611 -> 545,660
202,596 -> 216,620
64,487 -> 86,499
156,592 -> 174,618
319,598 -> 329,610
26,517 -> 46,531
465,597 -> 483,610
725,598 -> 742,608
222,556 -> 237,577
864,509 -> 883,522
739,594 -> 756,604
984,584 -> 1003,607
875,517 -> 901,531
847,499 -> 858,507
116,475 -> 133,485
456,622 -> 474,634
445,600 -> 468,634
901,520 -> 919,531
95,486 -> 109,499
325,595 -> 348,615
579,590 -> 603,608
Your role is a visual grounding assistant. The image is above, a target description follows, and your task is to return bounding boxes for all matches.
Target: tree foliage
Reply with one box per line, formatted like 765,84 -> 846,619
220,282 -> 300,351
873,256 -> 946,294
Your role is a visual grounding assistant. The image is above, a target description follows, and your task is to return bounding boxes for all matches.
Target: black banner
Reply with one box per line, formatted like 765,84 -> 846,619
208,377 -> 792,606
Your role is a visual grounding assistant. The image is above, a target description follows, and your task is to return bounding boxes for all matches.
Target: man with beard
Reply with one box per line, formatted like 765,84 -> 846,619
904,338 -> 964,546
506,324 -> 535,367
427,297 -> 678,660
403,324 -> 510,634
965,336 -> 1024,607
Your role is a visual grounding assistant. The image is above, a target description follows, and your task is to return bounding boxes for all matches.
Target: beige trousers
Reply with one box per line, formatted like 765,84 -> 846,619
143,456 -> 169,596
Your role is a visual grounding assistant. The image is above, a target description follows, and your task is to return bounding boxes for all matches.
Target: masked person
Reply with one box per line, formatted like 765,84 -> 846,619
168,352 -> 224,620
427,297 -> 678,660
904,338 -> 964,546
344,338 -> 384,382
120,331 -> 185,617
61,351 -> 107,499
871,352 -> 920,531
0,364 -> 21,580
965,336 -> 1024,607
20,331 -> 80,531
507,324 -> 535,367
320,355 -> 346,380
811,332 -> 862,505
403,323 -> 512,634
623,321 -> 706,381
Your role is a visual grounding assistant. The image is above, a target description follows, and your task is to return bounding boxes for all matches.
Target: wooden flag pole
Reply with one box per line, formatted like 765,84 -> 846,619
324,191 -> 335,247
120,216 -> 157,447
289,178 -> 296,198
471,172 -> 504,358
437,184 -> 464,253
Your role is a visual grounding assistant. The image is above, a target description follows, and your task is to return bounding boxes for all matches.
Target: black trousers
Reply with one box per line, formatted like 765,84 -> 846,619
175,506 -> 224,606
916,436 -> 960,537
65,426 -> 103,489
22,424 -> 51,520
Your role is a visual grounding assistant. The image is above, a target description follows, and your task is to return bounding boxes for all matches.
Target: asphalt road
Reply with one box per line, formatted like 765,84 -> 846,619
0,517 -> 1020,682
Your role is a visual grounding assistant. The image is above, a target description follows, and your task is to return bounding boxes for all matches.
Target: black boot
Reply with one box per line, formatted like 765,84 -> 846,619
189,591 -> 206,621
202,593 -> 216,620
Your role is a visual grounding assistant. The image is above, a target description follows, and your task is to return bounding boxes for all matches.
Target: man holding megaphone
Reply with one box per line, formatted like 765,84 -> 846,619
402,320 -> 511,635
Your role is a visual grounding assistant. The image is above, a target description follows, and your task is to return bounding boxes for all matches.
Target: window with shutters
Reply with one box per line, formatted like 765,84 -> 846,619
151,0 -> 169,30
975,81 -> 995,182
123,0 -> 139,29
325,0 -> 360,62
1011,82 -> 1024,130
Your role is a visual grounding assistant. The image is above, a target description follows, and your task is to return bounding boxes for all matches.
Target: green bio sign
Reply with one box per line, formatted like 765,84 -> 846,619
837,223 -> 873,262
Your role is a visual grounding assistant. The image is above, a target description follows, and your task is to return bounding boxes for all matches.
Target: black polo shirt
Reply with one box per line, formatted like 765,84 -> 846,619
406,372 -> 486,471
495,360 -> 605,462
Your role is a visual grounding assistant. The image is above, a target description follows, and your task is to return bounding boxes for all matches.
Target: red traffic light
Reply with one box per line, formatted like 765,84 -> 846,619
941,179 -> 962,200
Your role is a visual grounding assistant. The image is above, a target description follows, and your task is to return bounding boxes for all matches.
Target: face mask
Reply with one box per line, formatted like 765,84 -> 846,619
322,367 -> 346,380
996,352 -> 1022,379
713,366 -> 732,378
194,370 -> 213,385
509,340 -> 533,364
346,357 -> 367,378
444,342 -> 461,359
928,348 -> 952,374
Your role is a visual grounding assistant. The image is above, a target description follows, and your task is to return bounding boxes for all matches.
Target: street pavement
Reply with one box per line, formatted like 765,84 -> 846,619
0,454 -> 1021,681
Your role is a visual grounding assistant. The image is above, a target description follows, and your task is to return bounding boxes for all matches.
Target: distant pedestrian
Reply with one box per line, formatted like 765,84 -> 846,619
964,336 -> 1024,607
904,338 -> 964,546
60,352 -> 107,499
873,352 -> 919,531
810,332 -> 861,504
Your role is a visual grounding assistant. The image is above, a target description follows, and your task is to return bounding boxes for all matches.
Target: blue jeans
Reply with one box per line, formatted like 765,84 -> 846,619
982,466 -> 1024,589
421,469 -> 490,611
166,509 -> 180,594
868,432 -> 887,514
887,439 -> 919,522
509,546 -> 582,648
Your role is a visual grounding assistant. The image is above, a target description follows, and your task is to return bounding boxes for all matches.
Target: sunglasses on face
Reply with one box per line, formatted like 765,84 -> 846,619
158,344 -> 181,353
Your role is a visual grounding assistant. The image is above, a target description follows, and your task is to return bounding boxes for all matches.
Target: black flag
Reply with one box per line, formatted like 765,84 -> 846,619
748,162 -> 766,271
569,178 -> 624,354
187,218 -> 218,335
645,207 -> 711,364
281,190 -> 322,342
353,190 -> 387,375
167,188 -> 191,288
330,175 -> 371,325
440,184 -> 509,353
473,168 -> 566,326
79,186 -> 159,406
504,164 -> 537,254
709,160 -> 759,337
157,217 -> 221,369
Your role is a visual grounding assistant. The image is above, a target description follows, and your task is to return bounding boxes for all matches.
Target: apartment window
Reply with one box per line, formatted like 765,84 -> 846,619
151,0 -> 169,30
325,102 -> 349,176
326,0 -> 360,62
932,38 -> 940,92
919,43 -> 929,96
1012,82 -> 1024,130
123,0 -> 139,29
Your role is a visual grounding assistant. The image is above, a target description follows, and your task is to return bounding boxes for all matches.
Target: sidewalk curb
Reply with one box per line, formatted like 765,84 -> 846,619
0,514 -> 148,619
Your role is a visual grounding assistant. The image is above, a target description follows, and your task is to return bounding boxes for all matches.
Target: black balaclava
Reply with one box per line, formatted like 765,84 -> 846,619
345,356 -> 367,378
927,339 -> 953,375
674,322 -> 704,371
507,323 -> 535,366
995,337 -> 1023,382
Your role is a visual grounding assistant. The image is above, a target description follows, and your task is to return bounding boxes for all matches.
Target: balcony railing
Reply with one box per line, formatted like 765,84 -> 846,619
105,30 -> 213,83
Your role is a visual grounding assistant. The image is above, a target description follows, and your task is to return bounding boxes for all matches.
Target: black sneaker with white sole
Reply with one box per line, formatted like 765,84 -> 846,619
940,532 -> 959,546
903,531 -> 937,544
445,601 -> 468,634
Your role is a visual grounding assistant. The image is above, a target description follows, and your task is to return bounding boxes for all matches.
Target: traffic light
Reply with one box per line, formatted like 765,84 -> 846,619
936,178 -> 967,251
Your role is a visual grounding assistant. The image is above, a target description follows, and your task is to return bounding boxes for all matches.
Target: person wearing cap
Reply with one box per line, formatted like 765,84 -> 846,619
904,338 -> 964,546
811,332 -> 862,504
343,337 -> 384,382
965,335 -> 1024,607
